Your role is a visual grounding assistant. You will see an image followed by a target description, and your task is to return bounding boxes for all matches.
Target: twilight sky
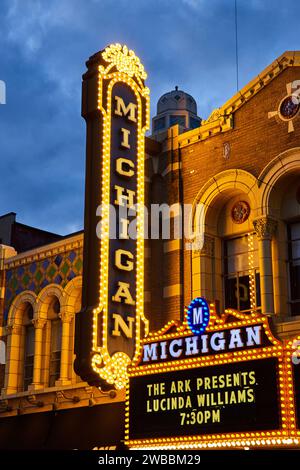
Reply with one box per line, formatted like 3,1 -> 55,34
0,0 -> 299,235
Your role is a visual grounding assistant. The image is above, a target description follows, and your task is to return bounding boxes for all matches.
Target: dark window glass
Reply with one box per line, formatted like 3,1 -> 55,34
255,272 -> 261,308
189,117 -> 201,129
288,222 -> 300,315
169,115 -> 186,127
153,117 -> 166,132
224,234 -> 261,313
49,319 -> 62,387
24,325 -> 34,390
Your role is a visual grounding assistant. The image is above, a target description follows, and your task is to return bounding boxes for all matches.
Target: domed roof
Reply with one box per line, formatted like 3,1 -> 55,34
157,86 -> 197,115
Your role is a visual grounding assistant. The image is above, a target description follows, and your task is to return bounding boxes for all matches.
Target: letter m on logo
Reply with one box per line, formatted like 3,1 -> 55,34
193,307 -> 203,325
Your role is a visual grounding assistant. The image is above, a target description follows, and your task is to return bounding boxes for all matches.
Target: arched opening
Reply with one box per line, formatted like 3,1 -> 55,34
268,170 -> 300,317
34,285 -> 64,389
62,277 -> 83,385
191,170 -> 258,313
4,294 -> 36,394
73,293 -> 82,383
23,304 -> 34,390
257,149 -> 300,319
47,298 -> 62,387
218,192 -> 261,314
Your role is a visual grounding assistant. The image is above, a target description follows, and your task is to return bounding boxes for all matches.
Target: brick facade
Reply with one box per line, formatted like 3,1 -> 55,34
1,51 -> 300,447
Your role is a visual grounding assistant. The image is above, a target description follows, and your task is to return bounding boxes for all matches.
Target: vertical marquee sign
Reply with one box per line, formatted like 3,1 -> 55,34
74,44 -> 150,389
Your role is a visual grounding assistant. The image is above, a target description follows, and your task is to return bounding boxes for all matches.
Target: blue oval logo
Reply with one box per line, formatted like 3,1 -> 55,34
187,297 -> 210,335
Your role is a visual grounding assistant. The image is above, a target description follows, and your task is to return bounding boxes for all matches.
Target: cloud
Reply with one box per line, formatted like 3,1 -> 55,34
5,0 -> 65,54
181,0 -> 205,9
0,0 -> 300,234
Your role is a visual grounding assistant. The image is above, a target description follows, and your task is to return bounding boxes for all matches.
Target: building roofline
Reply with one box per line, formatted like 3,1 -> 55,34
4,232 -> 84,268
0,212 -> 16,220
177,50 -> 300,148
15,221 -> 62,238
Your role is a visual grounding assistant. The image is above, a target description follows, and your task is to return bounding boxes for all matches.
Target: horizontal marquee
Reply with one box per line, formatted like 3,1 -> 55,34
126,307 -> 300,450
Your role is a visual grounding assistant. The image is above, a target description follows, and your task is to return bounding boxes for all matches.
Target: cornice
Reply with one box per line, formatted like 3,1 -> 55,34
4,233 -> 83,269
178,51 -> 300,148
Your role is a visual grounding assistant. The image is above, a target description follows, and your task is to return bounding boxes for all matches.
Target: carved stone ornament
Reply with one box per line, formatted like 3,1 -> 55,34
201,235 -> 215,257
253,217 -> 278,240
192,235 -> 215,257
223,142 -> 231,160
268,82 -> 300,133
231,201 -> 251,224
59,311 -> 74,323
32,318 -> 47,329
5,324 -> 23,335
202,108 -> 221,125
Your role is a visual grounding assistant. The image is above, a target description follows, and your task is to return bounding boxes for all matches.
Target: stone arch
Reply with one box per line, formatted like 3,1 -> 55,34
4,291 -> 37,394
7,290 -> 37,326
257,147 -> 300,318
30,284 -> 65,389
258,147 -> 300,217
191,169 -> 258,238
61,276 -> 82,321
190,169 -> 260,313
60,276 -> 82,385
35,283 -> 65,321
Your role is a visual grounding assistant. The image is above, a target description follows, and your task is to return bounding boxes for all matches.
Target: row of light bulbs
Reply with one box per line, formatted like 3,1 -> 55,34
91,63 -> 150,388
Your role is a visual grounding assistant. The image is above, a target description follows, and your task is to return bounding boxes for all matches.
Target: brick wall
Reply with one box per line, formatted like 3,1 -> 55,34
147,66 -> 300,327
181,67 -> 300,204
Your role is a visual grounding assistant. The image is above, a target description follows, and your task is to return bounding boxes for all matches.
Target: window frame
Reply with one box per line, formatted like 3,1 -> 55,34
287,221 -> 300,316
23,323 -> 34,390
223,233 -> 261,313
48,317 -> 62,387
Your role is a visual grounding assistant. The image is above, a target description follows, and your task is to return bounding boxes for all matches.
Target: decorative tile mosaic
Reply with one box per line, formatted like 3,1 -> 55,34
4,249 -> 83,322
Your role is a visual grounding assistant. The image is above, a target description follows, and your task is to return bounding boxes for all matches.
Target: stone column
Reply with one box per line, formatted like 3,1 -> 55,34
192,234 -> 215,300
0,245 -> 17,326
56,312 -> 73,386
2,324 -> 22,395
29,318 -> 46,391
253,216 -> 278,316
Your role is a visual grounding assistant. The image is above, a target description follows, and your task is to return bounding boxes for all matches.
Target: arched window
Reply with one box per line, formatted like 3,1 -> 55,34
287,221 -> 300,315
62,277 -> 83,385
23,304 -> 34,390
191,170 -> 258,313
4,294 -> 36,395
215,194 -> 260,313
223,233 -> 261,313
73,294 -> 83,383
257,149 -> 300,318
263,166 -> 300,317
48,298 -> 62,387
0,340 -> 5,365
